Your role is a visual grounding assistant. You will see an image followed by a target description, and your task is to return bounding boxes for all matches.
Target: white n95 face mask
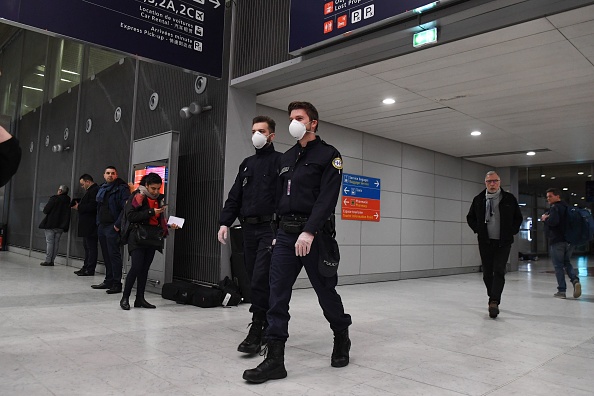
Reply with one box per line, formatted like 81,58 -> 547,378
289,119 -> 308,140
251,131 -> 268,149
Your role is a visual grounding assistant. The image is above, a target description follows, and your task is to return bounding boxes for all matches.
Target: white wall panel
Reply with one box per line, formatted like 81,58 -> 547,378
362,134 -> 402,166
338,245 -> 362,276
402,144 -> 435,173
402,169 -> 435,197
402,194 -> 435,220
435,198 -> 462,222
401,219 -> 434,245
362,161 -> 401,193
336,217 -> 361,245
435,152 -> 462,178
380,191 -> 402,218
434,245 -> 462,269
462,244 -> 481,267
361,218 -> 401,245
434,221 -> 462,245
435,176 -> 462,200
361,245 -> 401,274
401,246 -> 433,271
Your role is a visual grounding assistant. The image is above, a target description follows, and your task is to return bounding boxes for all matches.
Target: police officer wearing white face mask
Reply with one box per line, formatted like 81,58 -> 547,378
243,101 -> 352,384
218,115 -> 282,355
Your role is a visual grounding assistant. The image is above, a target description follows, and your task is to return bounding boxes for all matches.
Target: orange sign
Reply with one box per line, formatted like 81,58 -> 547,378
341,208 -> 380,222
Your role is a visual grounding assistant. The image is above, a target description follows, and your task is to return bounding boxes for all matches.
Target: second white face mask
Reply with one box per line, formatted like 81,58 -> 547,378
252,131 -> 268,149
289,119 -> 307,140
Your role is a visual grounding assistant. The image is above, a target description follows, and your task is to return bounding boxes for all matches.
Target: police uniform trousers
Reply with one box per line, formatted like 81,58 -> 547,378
267,229 -> 352,341
241,222 -> 273,315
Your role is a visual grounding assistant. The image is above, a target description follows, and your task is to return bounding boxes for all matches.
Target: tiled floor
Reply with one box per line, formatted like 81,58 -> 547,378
1,251 -> 593,395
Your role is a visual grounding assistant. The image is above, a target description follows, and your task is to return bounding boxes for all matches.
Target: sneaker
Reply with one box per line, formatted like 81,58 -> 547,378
553,292 -> 566,299
488,302 -> 499,318
40,262 -> 54,266
572,281 -> 582,299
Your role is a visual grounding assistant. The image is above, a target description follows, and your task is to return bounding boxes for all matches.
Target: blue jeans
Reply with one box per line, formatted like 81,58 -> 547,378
44,228 -> 63,263
549,242 -> 578,292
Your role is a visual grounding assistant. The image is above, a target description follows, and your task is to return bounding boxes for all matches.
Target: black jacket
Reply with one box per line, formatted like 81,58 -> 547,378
77,183 -> 99,237
276,136 -> 342,234
219,143 -> 282,226
125,191 -> 166,253
543,200 -> 569,245
466,189 -> 523,246
0,136 -> 22,187
39,193 -> 71,232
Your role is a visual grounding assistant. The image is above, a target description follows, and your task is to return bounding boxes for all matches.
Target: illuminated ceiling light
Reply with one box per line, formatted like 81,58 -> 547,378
563,187 -> 568,191
382,98 -> 396,105
60,78 -> 72,83
34,73 -> 45,77
582,197 -> 585,200
23,85 -> 43,91
550,176 -> 556,180
574,203 -> 578,206
413,2 -> 438,13
61,69 -> 79,75
540,174 -> 546,177
526,151 -> 536,156
578,172 -> 584,175
470,131 -> 481,136
589,174 -> 593,178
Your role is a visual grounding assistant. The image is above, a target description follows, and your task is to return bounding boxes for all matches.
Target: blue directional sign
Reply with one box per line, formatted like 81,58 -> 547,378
342,173 -> 381,221
0,0 -> 225,78
342,185 -> 381,200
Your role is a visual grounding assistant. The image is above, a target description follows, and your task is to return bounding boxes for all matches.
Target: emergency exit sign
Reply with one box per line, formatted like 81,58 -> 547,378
413,28 -> 437,47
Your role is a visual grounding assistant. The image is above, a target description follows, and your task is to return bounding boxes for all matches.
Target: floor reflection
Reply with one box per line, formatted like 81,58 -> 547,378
519,254 -> 592,276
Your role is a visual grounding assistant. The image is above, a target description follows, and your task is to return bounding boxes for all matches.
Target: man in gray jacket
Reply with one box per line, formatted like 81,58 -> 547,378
39,185 -> 71,266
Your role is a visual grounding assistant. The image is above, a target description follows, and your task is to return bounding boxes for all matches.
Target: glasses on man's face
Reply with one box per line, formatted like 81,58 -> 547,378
485,180 -> 500,184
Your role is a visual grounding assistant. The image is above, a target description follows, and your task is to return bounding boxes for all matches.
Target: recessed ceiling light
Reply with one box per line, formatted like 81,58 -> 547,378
541,174 -> 546,177
582,197 -> 585,200
574,203 -> 578,207
382,98 -> 396,105
589,174 -> 592,178
470,131 -> 481,136
563,187 -> 568,191
526,151 -> 536,156
578,172 -> 584,175
551,176 -> 556,180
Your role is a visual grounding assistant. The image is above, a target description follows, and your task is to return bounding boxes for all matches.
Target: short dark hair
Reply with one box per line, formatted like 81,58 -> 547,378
252,115 -> 276,133
142,172 -> 162,187
288,101 -> 319,131
79,174 -> 93,182
546,188 -> 561,197
105,166 -> 117,172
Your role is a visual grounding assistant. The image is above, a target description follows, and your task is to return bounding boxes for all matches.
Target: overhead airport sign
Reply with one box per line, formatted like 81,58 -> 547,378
0,0 -> 225,78
341,173 -> 381,222
289,0 -> 436,55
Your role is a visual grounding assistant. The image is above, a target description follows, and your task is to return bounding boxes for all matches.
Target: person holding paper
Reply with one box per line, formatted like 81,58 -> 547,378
120,172 -> 179,310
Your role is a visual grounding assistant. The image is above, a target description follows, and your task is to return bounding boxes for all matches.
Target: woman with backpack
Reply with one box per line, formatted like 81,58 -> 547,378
120,172 -> 178,310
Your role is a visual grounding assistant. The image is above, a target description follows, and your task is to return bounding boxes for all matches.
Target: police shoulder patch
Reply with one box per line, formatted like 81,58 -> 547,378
332,158 -> 343,170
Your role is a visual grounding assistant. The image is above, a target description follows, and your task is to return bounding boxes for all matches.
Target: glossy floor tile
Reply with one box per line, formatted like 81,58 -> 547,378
0,251 -> 593,395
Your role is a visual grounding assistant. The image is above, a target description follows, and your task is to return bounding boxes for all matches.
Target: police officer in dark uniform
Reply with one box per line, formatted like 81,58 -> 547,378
243,101 -> 352,384
218,115 -> 282,355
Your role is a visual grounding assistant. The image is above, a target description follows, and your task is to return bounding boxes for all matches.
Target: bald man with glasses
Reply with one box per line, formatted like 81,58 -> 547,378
467,171 -> 523,318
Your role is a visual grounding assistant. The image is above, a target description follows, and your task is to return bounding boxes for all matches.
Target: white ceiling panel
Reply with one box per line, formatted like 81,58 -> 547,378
256,6 -> 594,167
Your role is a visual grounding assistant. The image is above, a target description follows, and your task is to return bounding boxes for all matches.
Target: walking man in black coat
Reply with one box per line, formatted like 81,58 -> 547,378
73,174 -> 99,276
467,171 -> 523,318
39,185 -> 71,266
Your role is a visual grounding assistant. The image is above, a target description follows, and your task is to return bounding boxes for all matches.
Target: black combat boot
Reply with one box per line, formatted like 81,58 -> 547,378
242,340 -> 287,383
237,312 -> 267,354
331,328 -> 351,367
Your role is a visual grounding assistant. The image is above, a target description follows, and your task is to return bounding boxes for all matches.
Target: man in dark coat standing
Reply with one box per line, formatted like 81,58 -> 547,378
92,166 -> 131,294
39,185 -> 71,266
467,171 -> 523,319
72,174 -> 99,276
